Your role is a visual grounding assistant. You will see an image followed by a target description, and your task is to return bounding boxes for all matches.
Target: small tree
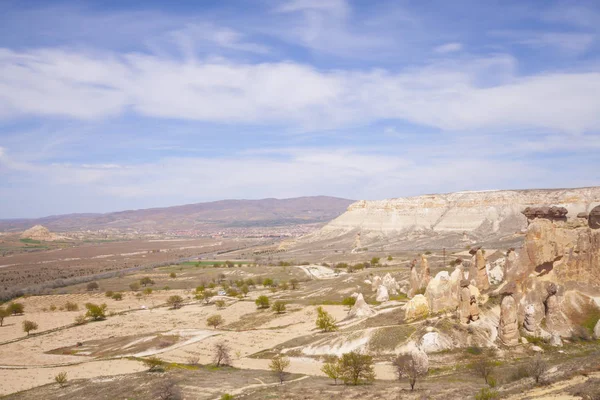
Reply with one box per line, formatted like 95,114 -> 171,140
394,352 -> 427,391
105,291 -> 114,298
129,282 -> 141,291
140,277 -> 155,287
111,292 -> 123,301
207,314 -> 224,329
22,320 -> 38,336
155,378 -> 182,400
255,295 -> 270,309
387,255 -> 393,261
85,303 -> 107,321
262,278 -> 274,287
272,301 -> 286,314
64,302 -> 78,311
55,371 -> 68,388
269,355 -> 290,384
342,297 -> 356,309
143,288 -> 153,296
7,302 -> 24,315
241,285 -> 249,297
167,295 -> 184,309
321,356 -> 342,385
370,257 -> 380,265
472,353 -> 495,384
289,278 -> 299,290
220,394 -> 234,400
316,306 -> 337,332
339,351 -> 375,385
215,300 -> 226,309
213,342 -> 231,367
528,354 -> 548,384
169,272 -> 177,279
87,281 -> 99,291
0,307 -> 9,326
143,356 -> 164,372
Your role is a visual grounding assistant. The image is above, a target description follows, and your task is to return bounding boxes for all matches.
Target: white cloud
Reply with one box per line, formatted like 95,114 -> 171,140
434,42 -> 463,53
491,31 -> 595,55
1,47 -> 599,134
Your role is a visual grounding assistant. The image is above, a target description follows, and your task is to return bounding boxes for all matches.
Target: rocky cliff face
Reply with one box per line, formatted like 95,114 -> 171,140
303,187 -> 600,249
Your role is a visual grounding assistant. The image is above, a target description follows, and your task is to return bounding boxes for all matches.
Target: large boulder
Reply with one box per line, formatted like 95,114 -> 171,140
376,285 -> 389,302
348,293 -> 375,318
405,295 -> 429,320
425,271 -> 456,313
419,332 -> 453,353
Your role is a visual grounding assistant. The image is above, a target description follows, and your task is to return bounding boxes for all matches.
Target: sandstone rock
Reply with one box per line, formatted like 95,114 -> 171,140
522,206 -> 568,220
531,345 -> 544,352
504,248 -> 518,282
545,289 -> 571,337
458,280 -> 480,324
397,279 -> 410,295
523,304 -> 537,333
487,264 -> 504,285
474,248 -> 490,291
409,260 -> 420,298
375,285 -> 389,302
419,254 -> 431,289
371,275 -> 382,292
348,293 -> 375,319
549,334 -> 563,347
590,205 -> 600,229
405,294 -> 429,320
382,273 -> 399,295
594,319 -> 600,339
425,271 -> 456,313
499,295 -> 519,346
449,265 -> 465,305
419,332 -> 453,353
20,225 -> 60,241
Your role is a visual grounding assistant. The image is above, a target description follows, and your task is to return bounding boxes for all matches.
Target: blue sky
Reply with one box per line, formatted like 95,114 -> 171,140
1,0 -> 599,218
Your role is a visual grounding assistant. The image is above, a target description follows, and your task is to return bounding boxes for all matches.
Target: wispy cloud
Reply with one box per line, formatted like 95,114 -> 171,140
434,42 -> 463,54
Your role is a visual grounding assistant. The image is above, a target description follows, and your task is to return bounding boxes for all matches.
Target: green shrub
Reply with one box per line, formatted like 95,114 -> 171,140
255,295 -> 270,309
85,303 -> 107,321
475,388 -> 499,400
64,302 -> 79,311
105,291 -> 114,298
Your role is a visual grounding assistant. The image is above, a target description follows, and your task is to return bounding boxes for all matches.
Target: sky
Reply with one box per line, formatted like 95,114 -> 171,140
1,0 -> 600,218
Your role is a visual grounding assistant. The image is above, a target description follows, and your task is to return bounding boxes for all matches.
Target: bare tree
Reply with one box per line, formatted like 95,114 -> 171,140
213,342 -> 231,367
528,354 -> 548,384
155,379 -> 182,400
186,353 -> 200,366
394,353 -> 427,391
472,354 -> 495,384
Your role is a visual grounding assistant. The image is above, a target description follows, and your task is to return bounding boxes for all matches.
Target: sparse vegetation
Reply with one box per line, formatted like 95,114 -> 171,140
528,354 -> 548,384
7,302 -> 24,315
342,296 -> 356,309
269,355 -> 290,384
54,371 -> 68,388
213,342 -> 231,367
169,272 -> 177,278
74,314 -> 87,325
0,307 -> 9,326
475,387 -> 499,400
394,352 -> 426,390
129,282 -> 140,291
472,351 -> 495,384
64,301 -> 79,311
111,292 -> 123,300
22,320 -> 38,335
339,351 -> 375,385
140,277 -> 155,287
85,303 -> 107,321
142,356 -> 164,372
272,300 -> 286,314
321,355 -> 342,385
316,306 -> 337,332
167,295 -> 184,309
207,314 -> 224,329
255,295 -> 270,309
155,378 -> 182,400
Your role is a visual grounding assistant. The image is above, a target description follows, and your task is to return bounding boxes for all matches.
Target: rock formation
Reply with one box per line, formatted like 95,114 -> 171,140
424,271 -> 456,313
347,293 -> 375,318
544,284 -> 571,337
398,341 -> 429,373
504,248 -> 518,282
498,286 -> 519,346
419,332 -> 453,353
20,225 -> 60,241
301,187 -> 600,250
594,319 -> 600,339
458,279 -> 479,324
382,273 -> 399,295
522,206 -> 568,220
589,205 -> 600,229
419,254 -> 431,289
474,248 -> 490,291
375,285 -> 389,302
409,260 -> 420,298
523,304 -> 537,334
371,275 -> 382,292
405,294 -> 429,320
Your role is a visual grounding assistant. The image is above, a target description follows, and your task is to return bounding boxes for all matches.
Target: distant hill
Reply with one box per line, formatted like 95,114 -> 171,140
0,196 -> 354,232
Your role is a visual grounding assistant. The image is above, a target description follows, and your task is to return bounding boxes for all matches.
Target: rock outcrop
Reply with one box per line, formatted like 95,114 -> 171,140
419,254 -> 431,290
382,273 -> 399,296
409,260 -> 420,298
499,288 -> 519,346
458,279 -> 480,324
419,332 -> 453,353
473,248 -> 490,291
347,293 -> 375,318
371,275 -> 382,292
375,285 -> 389,302
523,304 -> 537,334
20,225 -> 61,241
522,206 -> 568,220
425,271 -> 456,313
405,294 -> 429,320
301,187 -> 600,249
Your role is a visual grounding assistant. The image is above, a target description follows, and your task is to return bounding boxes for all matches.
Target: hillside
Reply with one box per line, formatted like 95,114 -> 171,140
297,186 -> 600,250
0,196 -> 354,233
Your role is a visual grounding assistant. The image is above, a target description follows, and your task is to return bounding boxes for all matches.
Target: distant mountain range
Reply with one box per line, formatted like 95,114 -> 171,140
0,196 -> 354,232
